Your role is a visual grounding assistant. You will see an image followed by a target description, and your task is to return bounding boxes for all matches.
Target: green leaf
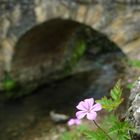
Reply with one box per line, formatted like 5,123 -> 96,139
108,120 -> 134,140
84,129 -> 109,140
110,80 -> 122,100
97,80 -> 123,111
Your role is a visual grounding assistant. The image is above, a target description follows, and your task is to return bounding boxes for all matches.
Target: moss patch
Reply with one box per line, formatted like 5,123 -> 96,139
62,40 -> 87,77
2,72 -> 17,99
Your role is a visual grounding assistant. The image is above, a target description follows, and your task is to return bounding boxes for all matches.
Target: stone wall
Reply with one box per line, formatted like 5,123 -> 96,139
0,0 -> 140,81
127,77 -> 140,139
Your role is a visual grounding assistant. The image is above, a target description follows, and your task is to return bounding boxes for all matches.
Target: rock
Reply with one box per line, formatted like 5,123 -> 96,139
49,111 -> 69,123
0,18 -> 124,99
126,78 -> 140,139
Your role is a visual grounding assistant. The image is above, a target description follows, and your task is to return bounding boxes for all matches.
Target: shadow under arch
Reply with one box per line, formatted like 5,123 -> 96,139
13,18 -> 123,65
9,18 -> 126,99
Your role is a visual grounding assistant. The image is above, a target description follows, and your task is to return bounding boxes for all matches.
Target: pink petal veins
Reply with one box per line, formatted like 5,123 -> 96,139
76,98 -> 102,121
92,103 -> 102,111
86,112 -> 97,120
76,101 -> 88,111
76,111 -> 86,119
84,98 -> 94,109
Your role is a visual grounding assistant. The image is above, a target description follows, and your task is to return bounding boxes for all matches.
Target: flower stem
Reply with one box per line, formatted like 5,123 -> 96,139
93,120 -> 113,140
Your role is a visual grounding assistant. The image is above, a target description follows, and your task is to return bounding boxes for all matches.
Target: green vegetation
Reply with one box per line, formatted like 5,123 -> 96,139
70,40 -> 86,66
127,82 -> 134,90
3,72 -> 17,98
128,59 -> 140,68
97,80 -> 124,112
61,40 -> 87,78
61,80 -> 135,140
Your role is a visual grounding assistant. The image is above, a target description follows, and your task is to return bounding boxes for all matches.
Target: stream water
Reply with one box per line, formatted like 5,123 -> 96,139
0,65 -> 120,140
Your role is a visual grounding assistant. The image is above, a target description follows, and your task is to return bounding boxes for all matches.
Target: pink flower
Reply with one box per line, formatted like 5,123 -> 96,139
128,79 -> 132,83
76,98 -> 102,120
67,118 -> 81,126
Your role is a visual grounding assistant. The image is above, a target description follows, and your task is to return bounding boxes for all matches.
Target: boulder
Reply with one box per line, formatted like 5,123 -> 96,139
126,78 -> 140,139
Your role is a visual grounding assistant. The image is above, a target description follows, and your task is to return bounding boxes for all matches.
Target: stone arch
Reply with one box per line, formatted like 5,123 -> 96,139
1,0 -> 139,77
4,18 -> 126,98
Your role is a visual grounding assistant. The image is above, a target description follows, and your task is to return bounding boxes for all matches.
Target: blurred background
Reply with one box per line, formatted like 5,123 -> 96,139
0,0 -> 140,140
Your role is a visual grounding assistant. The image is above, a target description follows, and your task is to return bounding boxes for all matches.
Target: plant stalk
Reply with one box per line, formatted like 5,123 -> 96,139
93,120 -> 113,140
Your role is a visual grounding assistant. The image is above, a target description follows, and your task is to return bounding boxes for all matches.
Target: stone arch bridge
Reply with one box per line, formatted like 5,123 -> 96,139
0,0 -> 140,91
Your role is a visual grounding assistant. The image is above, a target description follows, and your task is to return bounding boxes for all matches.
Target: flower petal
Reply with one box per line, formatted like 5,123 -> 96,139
75,119 -> 81,125
68,119 -> 75,126
84,98 -> 94,109
76,111 -> 86,119
86,112 -> 97,120
92,103 -> 102,111
76,101 -> 88,111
